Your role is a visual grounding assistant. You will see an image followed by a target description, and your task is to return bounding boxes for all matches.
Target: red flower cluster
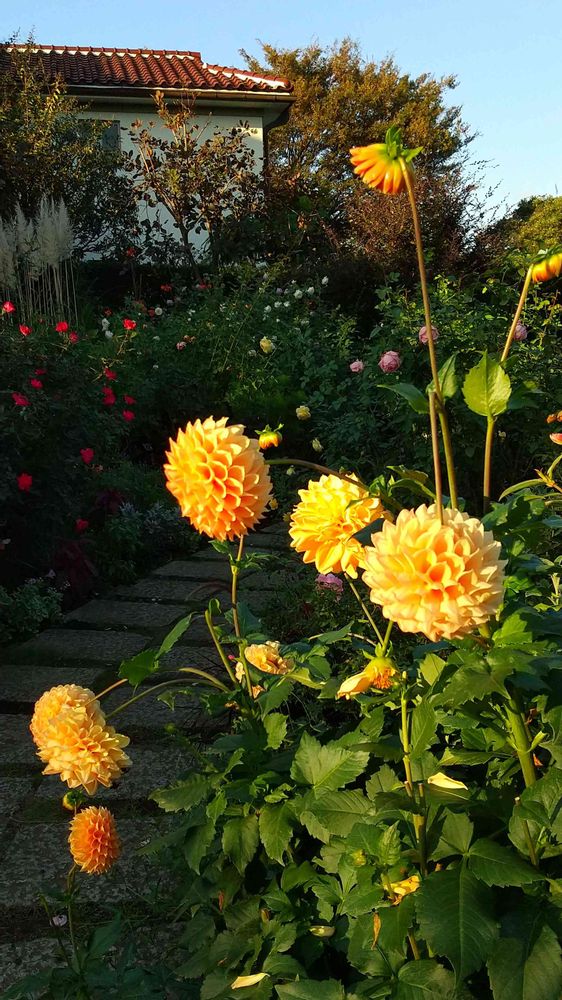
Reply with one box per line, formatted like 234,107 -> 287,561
104,368 -> 117,381
102,386 -> 116,406
29,378 -> 43,389
2,301 -> 16,314
17,473 -> 32,492
122,410 -> 135,422
56,321 -> 68,333
19,324 -> 31,336
69,332 -> 79,344
80,448 -> 95,465
12,392 -> 30,407
123,319 -> 136,331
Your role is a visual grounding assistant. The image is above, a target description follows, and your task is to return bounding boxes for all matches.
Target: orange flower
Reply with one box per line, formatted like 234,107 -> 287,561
550,433 -> 562,445
289,474 -> 387,578
164,417 -> 272,541
531,250 -> 562,283
362,504 -> 505,642
350,127 -> 421,196
30,684 -> 103,755
69,806 -> 120,874
40,705 -> 131,795
337,657 -> 398,699
245,641 -> 293,675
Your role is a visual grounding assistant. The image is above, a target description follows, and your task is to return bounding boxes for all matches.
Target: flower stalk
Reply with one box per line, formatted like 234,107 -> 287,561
504,698 -> 536,788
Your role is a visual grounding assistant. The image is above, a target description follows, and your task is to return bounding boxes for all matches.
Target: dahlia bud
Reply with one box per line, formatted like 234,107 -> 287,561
257,425 -> 283,449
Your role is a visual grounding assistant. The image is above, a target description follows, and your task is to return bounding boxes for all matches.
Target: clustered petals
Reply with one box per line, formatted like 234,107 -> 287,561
337,657 -> 398,699
245,641 -> 294,675
69,806 -> 121,874
289,474 -> 388,578
164,416 -> 272,541
362,504 -> 506,641
349,143 -> 409,195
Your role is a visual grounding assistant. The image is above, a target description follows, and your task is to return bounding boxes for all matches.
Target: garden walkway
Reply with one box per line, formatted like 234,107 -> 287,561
0,523 -> 291,990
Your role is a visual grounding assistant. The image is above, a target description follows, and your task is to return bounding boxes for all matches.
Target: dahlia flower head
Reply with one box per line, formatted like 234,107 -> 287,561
164,417 -> 272,541
30,684 -> 131,796
337,656 -> 398,699
245,641 -> 294,675
69,806 -> 121,874
362,504 -> 505,641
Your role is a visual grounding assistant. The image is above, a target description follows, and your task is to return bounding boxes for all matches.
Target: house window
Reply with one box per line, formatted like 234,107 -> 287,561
100,121 -> 121,152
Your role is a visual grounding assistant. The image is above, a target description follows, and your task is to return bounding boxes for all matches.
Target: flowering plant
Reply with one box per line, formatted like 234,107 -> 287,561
16,130 -> 562,999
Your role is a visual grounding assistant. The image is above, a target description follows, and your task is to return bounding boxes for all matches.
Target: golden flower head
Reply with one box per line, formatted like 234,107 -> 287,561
531,249 -> 562,283
296,405 -> 311,421
260,336 -> 275,354
40,705 -> 131,796
69,806 -> 121,874
30,684 -> 103,755
245,640 -> 293,675
164,417 -> 272,541
337,656 -> 398,699
350,127 -> 421,196
362,503 -> 506,642
289,474 -> 388,578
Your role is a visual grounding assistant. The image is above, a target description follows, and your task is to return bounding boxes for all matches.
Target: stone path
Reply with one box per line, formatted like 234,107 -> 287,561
0,523 -> 293,991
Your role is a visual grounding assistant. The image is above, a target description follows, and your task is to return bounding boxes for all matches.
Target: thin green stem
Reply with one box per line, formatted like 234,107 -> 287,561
504,699 -> 536,787
347,577 -> 384,644
92,678 -> 127,703
268,457 -> 368,491
500,268 -> 533,364
428,391 -> 443,522
105,674 -> 228,721
483,416 -> 495,513
205,608 -> 238,685
417,782 -> 428,877
40,894 -> 72,967
66,867 -> 79,972
408,932 -> 421,961
380,619 -> 393,657
401,690 -> 414,796
231,536 -> 244,640
515,798 -> 539,867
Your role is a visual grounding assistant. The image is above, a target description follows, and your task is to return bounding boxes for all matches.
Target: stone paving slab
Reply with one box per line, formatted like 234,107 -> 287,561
0,716 -> 41,766
0,818 -> 171,907
0,936 -> 65,992
1,665 -> 105,704
153,560 -> 234,582
7,629 -> 148,666
0,777 -> 35,833
63,600 -> 191,631
112,577 -> 219,603
159,646 -> 219,671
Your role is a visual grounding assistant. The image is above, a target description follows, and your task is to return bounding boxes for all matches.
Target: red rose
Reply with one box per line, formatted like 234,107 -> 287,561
19,324 -> 32,336
68,332 -> 79,343
80,448 -> 95,465
29,378 -> 43,389
122,409 -> 135,421
75,518 -> 89,533
102,387 -> 116,406
2,301 -> 16,314
123,319 -> 136,331
12,392 -> 30,407
17,473 -> 33,491
55,321 -> 69,333
104,368 -> 117,380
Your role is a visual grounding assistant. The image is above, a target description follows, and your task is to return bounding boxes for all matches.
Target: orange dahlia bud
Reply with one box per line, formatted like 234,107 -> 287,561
550,432 -> 562,445
531,249 -> 562,283
362,504 -> 506,642
258,425 -> 283,450
164,417 -> 272,541
245,641 -> 293,675
30,684 -> 103,756
350,127 -> 421,195
337,656 -> 398,699
69,806 -> 120,874
289,474 -> 388,578
40,705 -> 131,796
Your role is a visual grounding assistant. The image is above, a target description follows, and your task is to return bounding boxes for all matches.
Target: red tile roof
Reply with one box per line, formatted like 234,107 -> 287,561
3,45 -> 293,96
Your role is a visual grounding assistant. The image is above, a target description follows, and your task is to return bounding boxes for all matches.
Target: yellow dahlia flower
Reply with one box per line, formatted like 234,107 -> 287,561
289,474 -> 387,578
245,641 -> 293,675
164,417 -> 272,541
390,874 -> 420,902
30,684 -> 103,755
69,806 -> 121,874
350,127 -> 421,196
337,657 -> 398,699
362,504 -> 505,642
40,705 -> 131,796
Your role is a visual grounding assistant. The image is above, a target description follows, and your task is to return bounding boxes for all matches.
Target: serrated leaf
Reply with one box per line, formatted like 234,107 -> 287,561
468,838 -> 542,887
119,648 -> 158,685
150,773 -> 209,813
157,613 -> 195,657
462,352 -> 511,418
263,713 -> 287,750
429,354 -> 458,401
432,812 -> 474,859
291,732 -> 369,791
396,959 -> 458,999
410,701 -> 437,758
259,803 -> 293,863
184,819 -> 216,873
275,981 -> 345,1000
298,789 -> 369,842
509,767 -> 562,858
222,815 -> 259,873
379,382 -> 429,413
487,901 -> 562,1000
416,864 -> 498,980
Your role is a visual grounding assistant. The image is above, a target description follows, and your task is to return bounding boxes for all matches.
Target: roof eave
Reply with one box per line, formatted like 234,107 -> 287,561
67,84 -> 295,104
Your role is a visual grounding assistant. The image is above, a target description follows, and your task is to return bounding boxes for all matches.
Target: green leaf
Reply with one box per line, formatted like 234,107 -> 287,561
150,773 -> 209,813
462,352 -> 511,418
377,822 -> 402,867
291,732 -> 369,791
439,660 -> 508,706
410,701 -> 437,758
157,613 -> 195,657
509,767 -> 562,858
259,803 -> 293,863
119,648 -> 157,685
353,518 -> 385,546
432,812 -> 474,859
298,789 -> 369,842
428,354 -> 458,401
416,864 -> 498,980
378,382 -> 429,413
222,815 -> 259,873
86,913 -> 121,961
276,982 -> 345,1000
184,819 -> 216,873
468,838 -> 542,887
396,959 -> 459,999
487,902 -> 562,1000
264,713 -> 287,750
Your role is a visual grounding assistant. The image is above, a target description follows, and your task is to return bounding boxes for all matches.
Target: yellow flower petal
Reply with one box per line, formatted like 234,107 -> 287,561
231,973 -> 269,989
427,772 -> 468,791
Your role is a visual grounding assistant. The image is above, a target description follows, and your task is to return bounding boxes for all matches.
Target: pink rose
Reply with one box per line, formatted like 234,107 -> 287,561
378,350 -> 402,374
419,325 -> 439,345
316,572 -> 344,597
350,359 -> 365,373
514,322 -> 527,342
176,341 -> 186,351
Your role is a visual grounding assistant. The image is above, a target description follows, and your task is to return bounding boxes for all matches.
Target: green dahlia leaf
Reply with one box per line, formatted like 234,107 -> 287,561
222,815 -> 259,874
468,838 -> 542,887
487,901 -> 562,1000
462,352 -> 511,418
291,732 -> 369,791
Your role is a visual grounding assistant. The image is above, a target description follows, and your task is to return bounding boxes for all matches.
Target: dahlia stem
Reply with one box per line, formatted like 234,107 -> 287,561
428,391 -> 443,522
380,620 -> 393,656
347,577 -> 384,644
400,690 -> 414,796
66,866 -> 79,972
105,673 -> 229,720
205,608 -> 238,685
231,536 -> 244,640
40,894 -> 72,968
500,267 -> 533,364
268,457 -> 368,492
504,697 -> 537,788
399,157 -> 458,509
92,678 -> 127,703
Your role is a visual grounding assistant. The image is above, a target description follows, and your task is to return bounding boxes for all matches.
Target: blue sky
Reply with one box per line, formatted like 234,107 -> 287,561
5,0 -> 561,211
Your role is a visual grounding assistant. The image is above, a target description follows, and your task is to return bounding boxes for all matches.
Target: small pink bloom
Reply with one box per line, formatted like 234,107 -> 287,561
55,321 -> 68,333
17,472 -> 33,491
19,324 -> 31,336
378,350 -> 402,374
29,378 -> 43,389
123,318 -> 136,331
75,518 -> 89,533
122,409 -> 135,422
550,433 -> 562,445
176,341 -> 186,351
350,359 -> 365,373
80,448 -> 95,465
514,322 -> 528,342
316,572 -> 344,597
12,392 -> 30,407
419,325 -> 439,345
68,332 -> 79,343
2,301 -> 16,314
